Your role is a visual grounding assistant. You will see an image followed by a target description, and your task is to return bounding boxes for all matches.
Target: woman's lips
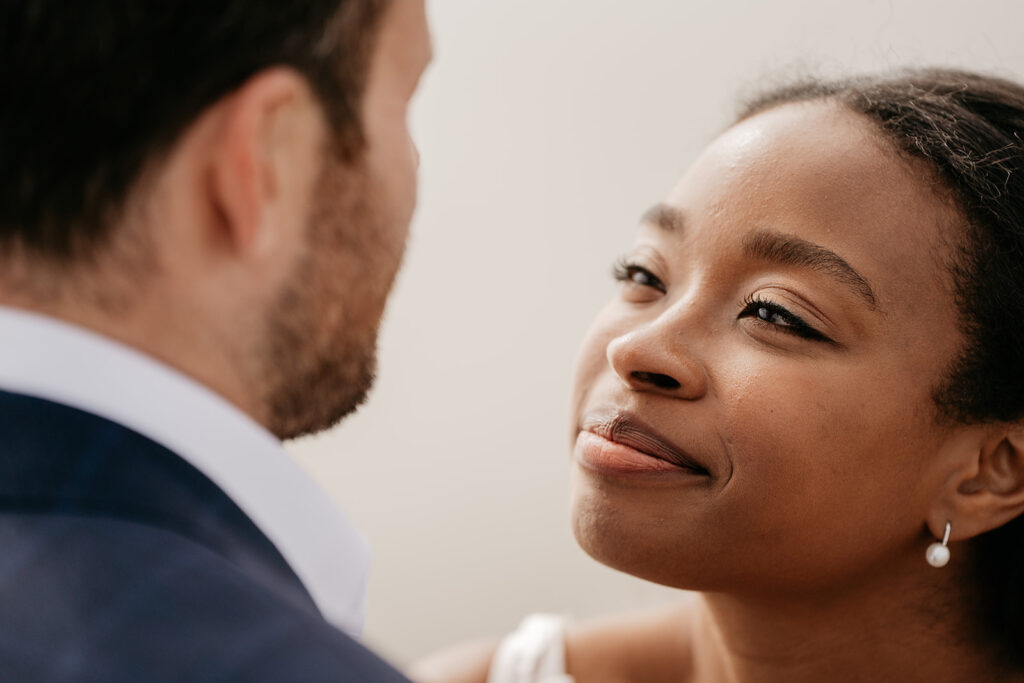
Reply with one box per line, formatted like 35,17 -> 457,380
575,410 -> 711,478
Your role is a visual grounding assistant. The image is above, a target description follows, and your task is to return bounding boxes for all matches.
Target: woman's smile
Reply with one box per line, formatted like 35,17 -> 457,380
575,408 -> 713,482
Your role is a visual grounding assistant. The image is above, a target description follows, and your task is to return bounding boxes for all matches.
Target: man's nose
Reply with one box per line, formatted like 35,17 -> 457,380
606,319 -> 708,400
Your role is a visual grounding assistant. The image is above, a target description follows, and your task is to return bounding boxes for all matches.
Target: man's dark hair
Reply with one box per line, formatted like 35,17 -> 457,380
741,68 -> 1024,671
0,0 -> 388,261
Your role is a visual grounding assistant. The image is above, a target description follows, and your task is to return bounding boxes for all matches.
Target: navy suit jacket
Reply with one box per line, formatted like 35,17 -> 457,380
0,391 -> 411,682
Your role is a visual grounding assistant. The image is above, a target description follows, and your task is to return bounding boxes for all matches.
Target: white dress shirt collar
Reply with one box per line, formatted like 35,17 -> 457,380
0,306 -> 370,636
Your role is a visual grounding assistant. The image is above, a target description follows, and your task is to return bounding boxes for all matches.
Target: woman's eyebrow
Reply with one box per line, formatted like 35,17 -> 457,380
639,206 -> 881,311
742,230 -> 880,310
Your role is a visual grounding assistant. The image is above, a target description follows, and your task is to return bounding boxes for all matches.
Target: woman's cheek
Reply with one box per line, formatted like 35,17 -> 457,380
717,360 -> 856,499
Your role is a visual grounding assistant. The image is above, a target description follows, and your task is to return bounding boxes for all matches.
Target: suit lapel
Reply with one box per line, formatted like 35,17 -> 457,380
0,390 -> 318,617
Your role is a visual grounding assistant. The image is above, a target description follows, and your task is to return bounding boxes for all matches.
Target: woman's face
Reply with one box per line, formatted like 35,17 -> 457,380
570,101 -> 968,594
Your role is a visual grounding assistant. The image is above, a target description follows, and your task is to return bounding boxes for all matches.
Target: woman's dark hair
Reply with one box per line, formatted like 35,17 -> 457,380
741,68 -> 1024,669
0,0 -> 389,260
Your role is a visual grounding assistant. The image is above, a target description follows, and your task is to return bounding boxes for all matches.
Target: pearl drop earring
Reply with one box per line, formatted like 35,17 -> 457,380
926,522 -> 952,568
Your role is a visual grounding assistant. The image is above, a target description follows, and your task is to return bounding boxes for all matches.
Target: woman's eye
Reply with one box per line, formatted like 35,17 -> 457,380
739,296 -> 834,344
612,259 -> 666,293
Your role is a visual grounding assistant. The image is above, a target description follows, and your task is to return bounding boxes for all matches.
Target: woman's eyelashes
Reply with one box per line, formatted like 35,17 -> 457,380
612,259 -> 836,345
613,258 -> 666,294
739,295 -> 835,344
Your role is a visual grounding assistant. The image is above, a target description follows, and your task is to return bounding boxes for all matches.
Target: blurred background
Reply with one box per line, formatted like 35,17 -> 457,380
288,0 -> 1024,664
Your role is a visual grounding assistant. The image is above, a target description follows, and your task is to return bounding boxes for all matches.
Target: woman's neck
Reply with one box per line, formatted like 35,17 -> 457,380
687,562 -> 1018,683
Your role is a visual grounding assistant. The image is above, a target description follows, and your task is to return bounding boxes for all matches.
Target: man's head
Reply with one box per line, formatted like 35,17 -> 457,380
0,0 -> 432,438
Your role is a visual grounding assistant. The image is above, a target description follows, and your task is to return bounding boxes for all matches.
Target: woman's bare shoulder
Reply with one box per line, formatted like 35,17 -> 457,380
408,602 -> 697,683
565,602 -> 697,683
407,636 -> 500,683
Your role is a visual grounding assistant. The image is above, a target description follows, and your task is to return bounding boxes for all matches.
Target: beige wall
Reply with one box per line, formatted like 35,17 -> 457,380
288,0 -> 1024,664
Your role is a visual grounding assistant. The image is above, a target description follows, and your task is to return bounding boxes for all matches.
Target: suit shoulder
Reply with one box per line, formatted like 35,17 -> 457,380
0,512 -> 409,682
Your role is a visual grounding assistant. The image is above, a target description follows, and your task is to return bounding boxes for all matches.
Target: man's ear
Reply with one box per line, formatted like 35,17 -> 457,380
206,67 -> 326,257
931,424 -> 1024,541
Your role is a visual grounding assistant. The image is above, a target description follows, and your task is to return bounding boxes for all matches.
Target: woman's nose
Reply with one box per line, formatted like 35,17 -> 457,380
606,325 -> 708,400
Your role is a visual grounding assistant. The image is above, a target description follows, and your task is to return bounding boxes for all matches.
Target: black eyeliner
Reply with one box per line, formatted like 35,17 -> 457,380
740,296 -> 836,345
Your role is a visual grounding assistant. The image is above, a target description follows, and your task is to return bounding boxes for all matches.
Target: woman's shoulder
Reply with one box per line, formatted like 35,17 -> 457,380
408,602 -> 697,683
407,615 -> 571,683
564,602 -> 697,683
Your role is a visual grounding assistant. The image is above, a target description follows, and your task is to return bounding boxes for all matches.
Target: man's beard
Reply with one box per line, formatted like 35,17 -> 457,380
257,155 -> 404,440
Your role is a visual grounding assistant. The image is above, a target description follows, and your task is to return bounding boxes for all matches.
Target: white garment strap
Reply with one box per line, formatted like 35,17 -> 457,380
488,614 -> 574,683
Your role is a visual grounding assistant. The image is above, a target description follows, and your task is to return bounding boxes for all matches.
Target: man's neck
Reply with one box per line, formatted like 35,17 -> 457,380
0,292 -> 267,429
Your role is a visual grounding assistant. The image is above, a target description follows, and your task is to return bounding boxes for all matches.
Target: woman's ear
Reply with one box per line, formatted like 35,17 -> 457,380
932,424 -> 1024,541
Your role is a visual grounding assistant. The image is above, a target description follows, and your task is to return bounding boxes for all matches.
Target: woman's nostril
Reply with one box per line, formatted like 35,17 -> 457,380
631,371 -> 681,390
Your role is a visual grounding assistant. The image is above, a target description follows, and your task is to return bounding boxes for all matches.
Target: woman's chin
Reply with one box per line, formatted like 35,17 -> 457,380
570,473 -> 715,591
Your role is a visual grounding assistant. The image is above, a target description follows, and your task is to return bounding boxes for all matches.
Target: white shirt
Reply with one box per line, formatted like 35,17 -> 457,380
0,306 -> 371,636
489,614 -> 574,683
